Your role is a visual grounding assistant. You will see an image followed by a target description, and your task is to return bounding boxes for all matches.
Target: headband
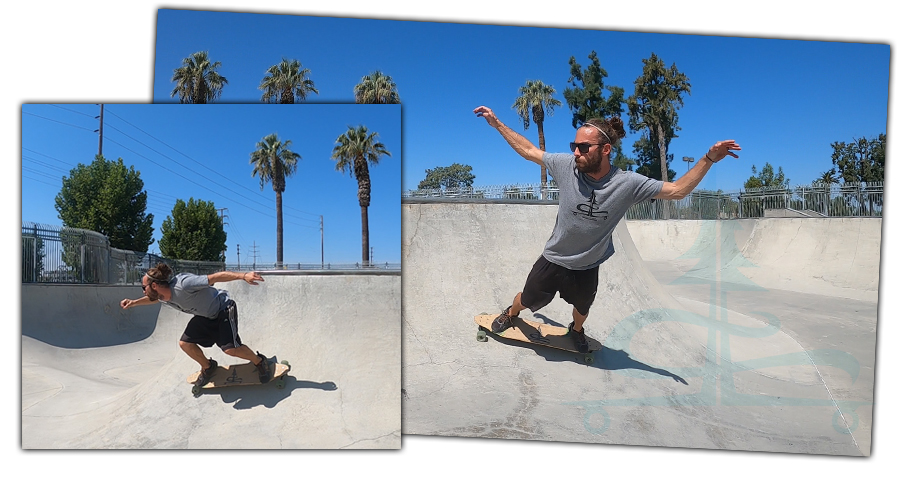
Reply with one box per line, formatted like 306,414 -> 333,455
583,122 -> 612,144
146,272 -> 170,283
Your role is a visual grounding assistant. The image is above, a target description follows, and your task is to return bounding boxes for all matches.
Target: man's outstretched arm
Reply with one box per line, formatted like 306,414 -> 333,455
473,106 -> 545,165
655,140 -> 741,200
120,296 -> 158,310
207,271 -> 265,285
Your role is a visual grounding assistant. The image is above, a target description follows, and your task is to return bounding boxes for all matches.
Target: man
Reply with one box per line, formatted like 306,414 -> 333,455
120,262 -> 271,386
473,105 -> 740,352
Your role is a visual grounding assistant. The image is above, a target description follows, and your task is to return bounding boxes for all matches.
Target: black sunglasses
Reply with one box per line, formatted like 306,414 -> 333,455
570,142 -> 602,154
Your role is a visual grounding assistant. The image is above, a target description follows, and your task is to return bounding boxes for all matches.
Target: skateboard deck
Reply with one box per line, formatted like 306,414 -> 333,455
187,359 -> 291,395
475,313 -> 602,363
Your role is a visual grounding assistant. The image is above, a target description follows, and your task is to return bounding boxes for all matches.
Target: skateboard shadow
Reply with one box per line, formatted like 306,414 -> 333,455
200,356 -> 339,409
486,325 -> 687,385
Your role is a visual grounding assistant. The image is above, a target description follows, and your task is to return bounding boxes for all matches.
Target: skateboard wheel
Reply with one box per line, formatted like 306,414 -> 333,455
281,360 -> 290,367
276,380 -> 285,389
584,354 -> 594,365
476,330 -> 487,342
192,385 -> 201,396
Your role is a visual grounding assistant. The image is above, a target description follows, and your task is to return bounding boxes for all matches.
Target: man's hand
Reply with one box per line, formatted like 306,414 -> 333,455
120,299 -> 135,310
242,272 -> 264,285
706,140 -> 741,162
473,106 -> 501,128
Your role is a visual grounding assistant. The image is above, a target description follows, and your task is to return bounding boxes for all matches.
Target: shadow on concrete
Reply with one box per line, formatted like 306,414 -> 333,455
198,375 -> 340,410
483,317 -> 687,385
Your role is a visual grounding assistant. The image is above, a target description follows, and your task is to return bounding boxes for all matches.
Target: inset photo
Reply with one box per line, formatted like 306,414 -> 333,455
21,103 -> 401,449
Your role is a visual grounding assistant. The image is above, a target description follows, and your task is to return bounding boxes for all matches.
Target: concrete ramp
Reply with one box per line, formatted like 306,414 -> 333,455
629,218 -> 882,302
21,273 -> 401,449
402,201 -> 874,455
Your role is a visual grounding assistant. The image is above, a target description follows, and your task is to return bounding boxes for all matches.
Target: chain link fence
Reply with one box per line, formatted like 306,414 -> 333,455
404,182 -> 884,219
21,222 -> 397,285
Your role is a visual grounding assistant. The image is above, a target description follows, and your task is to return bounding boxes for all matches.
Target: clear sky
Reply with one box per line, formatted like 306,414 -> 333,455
21,103 -> 402,265
153,9 -> 890,192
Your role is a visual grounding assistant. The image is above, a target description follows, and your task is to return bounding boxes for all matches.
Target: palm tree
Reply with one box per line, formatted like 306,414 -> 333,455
513,80 -> 562,194
331,126 -> 391,266
259,58 -> 318,104
170,51 -> 228,104
354,71 -> 401,104
249,134 -> 301,269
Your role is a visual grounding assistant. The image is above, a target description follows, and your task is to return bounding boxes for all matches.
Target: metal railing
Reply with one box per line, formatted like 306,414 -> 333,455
403,182 -> 884,219
22,222 -> 398,284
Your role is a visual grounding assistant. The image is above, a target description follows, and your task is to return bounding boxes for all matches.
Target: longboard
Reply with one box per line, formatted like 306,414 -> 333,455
187,359 -> 291,396
475,313 -> 602,364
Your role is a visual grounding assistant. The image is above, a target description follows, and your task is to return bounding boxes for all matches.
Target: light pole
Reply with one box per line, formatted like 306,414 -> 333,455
683,156 -> 694,171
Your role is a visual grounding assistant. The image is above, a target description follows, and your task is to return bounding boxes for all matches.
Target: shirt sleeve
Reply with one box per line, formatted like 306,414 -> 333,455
629,172 -> 665,203
178,273 -> 210,292
542,152 -> 574,180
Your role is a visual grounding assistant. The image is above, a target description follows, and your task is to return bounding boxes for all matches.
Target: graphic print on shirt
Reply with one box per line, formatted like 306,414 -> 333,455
573,191 -> 609,221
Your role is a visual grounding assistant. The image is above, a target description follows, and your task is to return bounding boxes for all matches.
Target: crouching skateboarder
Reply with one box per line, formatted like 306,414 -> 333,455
120,263 -> 272,386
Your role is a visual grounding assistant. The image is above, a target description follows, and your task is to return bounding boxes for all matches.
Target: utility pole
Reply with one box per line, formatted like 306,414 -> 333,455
320,215 -> 324,269
94,104 -> 104,157
249,242 -> 260,270
236,244 -> 241,270
217,208 -> 228,262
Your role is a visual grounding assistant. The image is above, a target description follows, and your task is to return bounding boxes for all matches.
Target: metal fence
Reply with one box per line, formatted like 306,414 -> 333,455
404,182 -> 884,219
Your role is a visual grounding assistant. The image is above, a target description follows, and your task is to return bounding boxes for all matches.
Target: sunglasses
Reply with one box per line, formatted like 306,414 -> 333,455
570,142 -> 602,154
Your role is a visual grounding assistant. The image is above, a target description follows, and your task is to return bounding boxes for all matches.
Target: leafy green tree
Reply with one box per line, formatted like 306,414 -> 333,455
331,125 -> 391,266
54,155 -> 154,252
610,144 -> 637,172
259,58 -> 318,104
633,134 -> 675,181
170,51 -> 228,104
513,80 -> 562,189
744,163 -> 790,189
831,134 -> 886,183
563,51 -> 625,128
417,163 -> 476,190
250,134 -> 301,268
354,71 -> 401,104
626,53 -> 691,187
814,168 -> 839,186
159,198 -> 227,262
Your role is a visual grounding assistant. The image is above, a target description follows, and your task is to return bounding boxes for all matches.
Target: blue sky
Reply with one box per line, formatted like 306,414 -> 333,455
21,103 -> 401,265
153,10 -> 890,192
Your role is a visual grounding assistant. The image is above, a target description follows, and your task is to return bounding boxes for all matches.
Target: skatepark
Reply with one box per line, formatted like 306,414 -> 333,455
401,200 -> 879,455
21,271 -> 401,449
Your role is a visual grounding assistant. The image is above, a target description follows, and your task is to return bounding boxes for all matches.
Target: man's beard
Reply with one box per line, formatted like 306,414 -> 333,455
578,154 -> 604,175
146,289 -> 159,301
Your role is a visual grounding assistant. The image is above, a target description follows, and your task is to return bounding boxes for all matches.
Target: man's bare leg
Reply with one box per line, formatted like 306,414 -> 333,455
180,341 -> 211,369
223,345 -> 262,365
572,307 -> 588,332
508,292 -> 527,317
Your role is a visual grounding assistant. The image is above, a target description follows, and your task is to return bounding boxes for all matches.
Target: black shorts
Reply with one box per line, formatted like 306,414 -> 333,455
520,255 -> 599,316
179,300 -> 243,350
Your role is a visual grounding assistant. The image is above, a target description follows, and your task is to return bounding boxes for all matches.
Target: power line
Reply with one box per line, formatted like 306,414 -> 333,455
22,111 -> 95,132
104,106 -> 322,220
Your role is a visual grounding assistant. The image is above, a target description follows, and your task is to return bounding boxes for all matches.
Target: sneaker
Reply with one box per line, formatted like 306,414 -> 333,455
255,352 -> 271,383
195,358 -> 218,386
568,322 -> 590,353
491,306 -> 517,333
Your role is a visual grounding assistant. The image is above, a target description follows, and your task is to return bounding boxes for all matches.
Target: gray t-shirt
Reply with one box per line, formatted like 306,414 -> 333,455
159,272 -> 231,318
542,152 -> 663,269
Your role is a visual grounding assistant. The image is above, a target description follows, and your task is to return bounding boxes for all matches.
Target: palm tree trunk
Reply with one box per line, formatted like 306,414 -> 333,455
537,121 -> 547,200
360,205 -> 369,266
275,190 -> 284,269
